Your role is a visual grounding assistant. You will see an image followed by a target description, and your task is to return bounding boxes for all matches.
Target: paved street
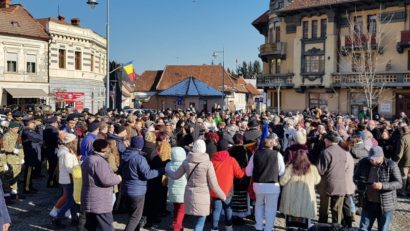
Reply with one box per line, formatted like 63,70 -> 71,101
6,176 -> 410,230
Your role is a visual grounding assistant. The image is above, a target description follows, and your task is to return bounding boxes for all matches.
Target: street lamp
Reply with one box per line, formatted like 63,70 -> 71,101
87,0 -> 110,110
212,48 -> 225,109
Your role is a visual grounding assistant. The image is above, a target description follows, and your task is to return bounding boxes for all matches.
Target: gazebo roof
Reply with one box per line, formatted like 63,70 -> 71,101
158,77 -> 223,97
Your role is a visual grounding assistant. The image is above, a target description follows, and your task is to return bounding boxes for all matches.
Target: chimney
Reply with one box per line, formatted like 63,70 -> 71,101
58,15 -> 65,22
71,18 -> 80,26
0,0 -> 11,8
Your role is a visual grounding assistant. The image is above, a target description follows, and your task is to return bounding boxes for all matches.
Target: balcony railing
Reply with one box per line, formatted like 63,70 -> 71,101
256,73 -> 294,88
331,72 -> 410,87
344,34 -> 377,48
259,42 -> 287,60
397,30 -> 410,53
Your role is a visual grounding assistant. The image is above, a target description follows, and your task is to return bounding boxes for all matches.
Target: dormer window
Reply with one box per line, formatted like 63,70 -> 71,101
10,21 -> 20,27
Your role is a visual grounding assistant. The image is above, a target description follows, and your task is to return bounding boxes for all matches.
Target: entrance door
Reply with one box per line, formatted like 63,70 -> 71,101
396,94 -> 410,117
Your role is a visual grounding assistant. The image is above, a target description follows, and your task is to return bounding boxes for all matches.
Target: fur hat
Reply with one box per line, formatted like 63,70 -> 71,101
192,139 -> 206,153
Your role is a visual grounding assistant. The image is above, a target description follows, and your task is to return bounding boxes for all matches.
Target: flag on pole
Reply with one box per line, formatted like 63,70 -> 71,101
123,61 -> 137,81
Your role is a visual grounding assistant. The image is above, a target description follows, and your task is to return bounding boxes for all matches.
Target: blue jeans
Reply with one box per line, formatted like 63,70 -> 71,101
191,215 -> 206,231
212,196 -> 232,229
359,201 -> 393,231
56,184 -> 78,219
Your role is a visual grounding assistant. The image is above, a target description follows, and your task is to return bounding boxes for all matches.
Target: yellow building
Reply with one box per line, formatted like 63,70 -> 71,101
254,0 -> 410,118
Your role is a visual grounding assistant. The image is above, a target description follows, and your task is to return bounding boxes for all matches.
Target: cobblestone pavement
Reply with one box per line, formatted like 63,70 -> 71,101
6,176 -> 410,230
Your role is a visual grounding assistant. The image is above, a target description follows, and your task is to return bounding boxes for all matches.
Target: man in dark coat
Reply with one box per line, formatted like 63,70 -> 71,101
43,117 -> 60,188
21,118 -> 43,193
354,146 -> 402,231
243,119 -> 261,145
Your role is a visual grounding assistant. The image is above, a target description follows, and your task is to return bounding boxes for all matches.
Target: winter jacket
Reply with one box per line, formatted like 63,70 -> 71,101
80,133 -> 96,160
354,158 -> 402,212
229,145 -> 251,191
81,151 -> 121,214
57,145 -> 79,184
317,143 -> 349,196
284,144 -> 309,165
211,150 -> 245,198
394,133 -> 410,167
121,148 -> 164,196
279,165 -> 321,219
0,180 -> 11,226
107,133 -> 127,157
166,147 -> 187,203
345,150 -> 356,195
167,152 -> 226,216
21,126 -> 43,166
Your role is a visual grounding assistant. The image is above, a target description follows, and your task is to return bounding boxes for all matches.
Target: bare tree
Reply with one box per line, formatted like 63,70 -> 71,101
339,5 -> 394,119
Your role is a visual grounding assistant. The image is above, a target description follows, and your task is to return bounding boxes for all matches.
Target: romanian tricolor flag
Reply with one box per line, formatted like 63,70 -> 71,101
123,61 -> 137,81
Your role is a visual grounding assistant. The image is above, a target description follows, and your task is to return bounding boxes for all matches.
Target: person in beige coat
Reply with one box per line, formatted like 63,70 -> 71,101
167,139 -> 226,231
279,149 -> 321,228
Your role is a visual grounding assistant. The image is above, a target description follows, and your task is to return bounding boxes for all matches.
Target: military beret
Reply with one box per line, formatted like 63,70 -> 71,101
9,121 -> 20,128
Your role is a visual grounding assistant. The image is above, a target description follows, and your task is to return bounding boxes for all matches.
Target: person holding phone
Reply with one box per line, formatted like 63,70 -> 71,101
354,146 -> 402,231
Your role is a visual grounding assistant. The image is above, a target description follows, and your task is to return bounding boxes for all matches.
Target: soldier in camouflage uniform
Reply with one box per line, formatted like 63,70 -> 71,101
1,121 -> 24,199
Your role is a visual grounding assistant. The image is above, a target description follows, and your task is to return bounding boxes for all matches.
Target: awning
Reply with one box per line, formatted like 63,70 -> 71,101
5,88 -> 48,98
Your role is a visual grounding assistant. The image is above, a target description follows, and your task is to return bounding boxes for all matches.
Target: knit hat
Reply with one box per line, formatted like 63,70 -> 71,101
248,119 -> 258,128
145,120 -> 155,129
131,136 -> 144,150
369,146 -> 384,160
295,131 -> 307,145
88,122 -> 100,133
59,132 -> 76,144
192,139 -> 206,153
9,121 -> 20,129
114,124 -> 126,134
218,139 -> 230,151
324,132 -> 339,143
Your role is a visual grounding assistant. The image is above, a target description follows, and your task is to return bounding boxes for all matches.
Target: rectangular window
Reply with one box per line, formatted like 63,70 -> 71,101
309,93 -> 328,110
269,59 -> 281,74
90,54 -> 94,72
304,55 -> 325,73
26,62 -> 36,73
352,53 -> 362,72
59,49 -> 66,69
75,51 -> 82,70
368,15 -> 377,34
352,53 -> 374,72
354,16 -> 363,34
312,20 -> 318,38
26,54 -> 36,73
275,26 -> 281,43
269,26 -> 274,43
6,53 -> 17,72
321,19 -> 327,38
303,21 -> 309,39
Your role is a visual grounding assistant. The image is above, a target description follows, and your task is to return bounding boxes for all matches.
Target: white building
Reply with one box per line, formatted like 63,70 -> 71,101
38,16 -> 107,113
0,2 -> 49,107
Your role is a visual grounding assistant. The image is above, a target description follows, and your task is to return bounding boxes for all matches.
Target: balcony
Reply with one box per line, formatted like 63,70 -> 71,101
396,30 -> 410,53
259,42 -> 287,61
256,73 -> 294,88
331,72 -> 410,88
344,34 -> 377,50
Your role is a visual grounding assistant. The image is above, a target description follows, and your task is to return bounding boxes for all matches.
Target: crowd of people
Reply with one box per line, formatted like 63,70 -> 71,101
0,106 -> 408,231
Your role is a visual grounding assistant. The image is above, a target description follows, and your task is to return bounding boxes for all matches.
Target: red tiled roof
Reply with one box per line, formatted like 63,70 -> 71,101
156,65 -> 236,92
252,10 -> 269,26
136,70 -> 163,92
280,0 -> 360,12
245,82 -> 260,95
235,77 -> 250,94
0,4 -> 49,40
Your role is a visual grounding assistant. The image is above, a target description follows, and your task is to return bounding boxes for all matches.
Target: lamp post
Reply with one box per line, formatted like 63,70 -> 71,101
212,48 -> 225,109
86,0 -> 110,110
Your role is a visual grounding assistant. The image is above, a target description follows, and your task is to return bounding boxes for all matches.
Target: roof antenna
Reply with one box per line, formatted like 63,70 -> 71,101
57,4 -> 60,17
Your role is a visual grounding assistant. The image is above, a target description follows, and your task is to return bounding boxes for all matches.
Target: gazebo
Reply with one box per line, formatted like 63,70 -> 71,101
158,76 -> 223,111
